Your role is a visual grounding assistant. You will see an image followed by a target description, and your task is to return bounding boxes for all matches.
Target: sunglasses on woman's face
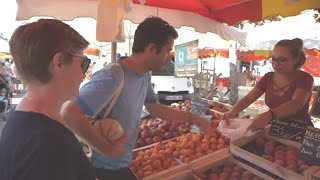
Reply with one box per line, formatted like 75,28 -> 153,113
69,54 -> 91,73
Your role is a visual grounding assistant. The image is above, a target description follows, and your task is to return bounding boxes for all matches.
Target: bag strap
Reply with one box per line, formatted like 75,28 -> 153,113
92,63 -> 124,119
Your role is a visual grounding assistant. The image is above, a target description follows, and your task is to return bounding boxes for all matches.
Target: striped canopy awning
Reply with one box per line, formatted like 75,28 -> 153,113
132,0 -> 320,25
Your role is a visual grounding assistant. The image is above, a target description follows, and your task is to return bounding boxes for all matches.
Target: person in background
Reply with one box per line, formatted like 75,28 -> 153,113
0,62 -> 13,83
244,67 -> 255,87
225,38 -> 313,131
61,17 -> 212,180
0,19 -> 96,180
4,58 -> 11,67
10,62 -> 21,94
260,60 -> 274,76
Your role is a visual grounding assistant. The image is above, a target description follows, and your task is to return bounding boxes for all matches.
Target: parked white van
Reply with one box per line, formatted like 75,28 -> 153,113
151,61 -> 194,104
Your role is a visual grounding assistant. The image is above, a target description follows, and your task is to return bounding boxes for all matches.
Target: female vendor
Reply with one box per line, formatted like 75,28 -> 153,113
225,38 -> 314,131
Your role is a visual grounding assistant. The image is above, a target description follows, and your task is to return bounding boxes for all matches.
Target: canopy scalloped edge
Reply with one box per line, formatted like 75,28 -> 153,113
15,0 -> 247,45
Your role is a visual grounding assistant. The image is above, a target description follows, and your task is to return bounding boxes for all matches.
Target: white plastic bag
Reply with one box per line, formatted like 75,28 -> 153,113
217,118 -> 256,140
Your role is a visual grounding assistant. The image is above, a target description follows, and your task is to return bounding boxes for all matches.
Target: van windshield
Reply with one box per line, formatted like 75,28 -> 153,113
152,61 -> 175,76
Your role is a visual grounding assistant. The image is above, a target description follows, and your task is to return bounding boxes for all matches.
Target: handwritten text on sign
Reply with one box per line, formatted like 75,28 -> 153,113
268,119 -> 307,143
190,98 -> 209,116
190,98 -> 211,134
311,91 -> 320,117
299,128 -> 320,166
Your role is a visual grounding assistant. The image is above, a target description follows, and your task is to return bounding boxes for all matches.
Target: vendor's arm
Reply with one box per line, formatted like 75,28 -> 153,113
227,87 -> 264,118
61,67 -> 127,156
225,74 -> 269,119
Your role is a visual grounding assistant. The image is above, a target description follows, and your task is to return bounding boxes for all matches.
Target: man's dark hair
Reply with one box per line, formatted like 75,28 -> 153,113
132,17 -> 178,54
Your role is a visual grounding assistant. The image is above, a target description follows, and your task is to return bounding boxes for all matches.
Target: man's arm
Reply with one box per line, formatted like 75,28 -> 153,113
145,103 -> 189,122
61,101 -> 125,157
144,71 -> 211,133
145,103 -> 211,133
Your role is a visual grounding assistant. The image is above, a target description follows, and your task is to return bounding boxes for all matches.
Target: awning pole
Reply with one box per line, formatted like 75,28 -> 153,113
111,42 -> 117,62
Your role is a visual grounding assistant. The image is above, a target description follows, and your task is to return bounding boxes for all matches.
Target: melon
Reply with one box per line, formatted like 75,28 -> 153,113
94,119 -> 124,144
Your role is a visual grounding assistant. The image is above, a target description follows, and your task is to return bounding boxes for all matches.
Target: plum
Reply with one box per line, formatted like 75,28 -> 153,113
286,154 -> 298,162
136,138 -> 146,147
140,124 -> 149,130
274,159 -> 285,167
169,126 -> 176,132
145,137 -> 153,145
265,146 -> 275,155
297,160 -> 305,166
275,145 -> 286,152
141,130 -> 149,139
255,137 -> 265,148
208,173 -> 219,180
287,164 -> 298,173
230,172 -> 241,178
219,172 -> 230,179
153,135 -> 162,143
141,119 -> 148,126
274,150 -> 285,159
164,132 -> 172,139
262,154 -> 274,162
286,160 -> 297,167
222,166 -> 233,173
298,164 -> 309,173
171,131 -> 180,137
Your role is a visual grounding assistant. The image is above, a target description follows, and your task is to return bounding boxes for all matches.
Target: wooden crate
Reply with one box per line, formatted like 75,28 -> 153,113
132,134 -> 232,180
131,137 -> 191,180
208,100 -> 233,110
190,152 -> 275,180
133,136 -> 177,153
188,147 -> 229,168
131,156 -> 190,180
131,162 -> 191,180
207,99 -> 250,120
142,148 -> 230,180
311,170 -> 320,180
191,153 -> 231,180
208,109 -> 224,119
207,100 -> 231,116
230,130 -> 320,180
141,162 -> 192,180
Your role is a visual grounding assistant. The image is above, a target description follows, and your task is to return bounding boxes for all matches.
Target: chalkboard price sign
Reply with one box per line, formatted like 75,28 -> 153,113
190,98 -> 210,116
311,91 -> 320,117
190,98 -> 212,134
299,127 -> 320,166
268,118 -> 308,143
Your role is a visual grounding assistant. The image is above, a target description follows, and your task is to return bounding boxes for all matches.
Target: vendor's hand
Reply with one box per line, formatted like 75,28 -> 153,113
105,132 -> 129,157
223,111 -> 237,125
246,112 -> 272,132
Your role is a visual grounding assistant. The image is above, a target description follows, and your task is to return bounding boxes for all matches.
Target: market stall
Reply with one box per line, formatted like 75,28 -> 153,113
131,99 -> 320,180
13,1 -> 320,179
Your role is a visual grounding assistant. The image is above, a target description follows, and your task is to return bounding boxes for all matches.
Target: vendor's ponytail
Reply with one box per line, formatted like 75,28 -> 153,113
292,38 -> 306,69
